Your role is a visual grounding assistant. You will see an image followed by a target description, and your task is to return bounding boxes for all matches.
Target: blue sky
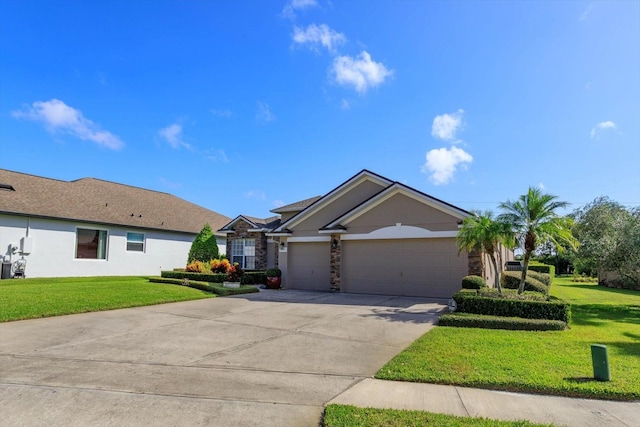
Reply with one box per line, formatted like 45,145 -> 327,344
1,0 -> 638,220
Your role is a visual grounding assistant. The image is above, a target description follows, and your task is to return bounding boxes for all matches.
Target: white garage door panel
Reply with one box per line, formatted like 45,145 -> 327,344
342,239 -> 466,298
288,242 -> 331,291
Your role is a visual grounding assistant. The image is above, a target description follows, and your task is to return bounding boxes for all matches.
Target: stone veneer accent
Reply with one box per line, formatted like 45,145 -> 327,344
330,233 -> 341,291
225,220 -> 268,270
467,248 -> 484,278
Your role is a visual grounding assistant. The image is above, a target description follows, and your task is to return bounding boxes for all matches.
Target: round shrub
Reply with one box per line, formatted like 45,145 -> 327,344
461,275 -> 487,289
501,271 -> 548,294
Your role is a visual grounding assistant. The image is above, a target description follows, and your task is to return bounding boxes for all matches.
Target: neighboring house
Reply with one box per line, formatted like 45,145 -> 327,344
220,170 -> 510,298
0,169 -> 230,278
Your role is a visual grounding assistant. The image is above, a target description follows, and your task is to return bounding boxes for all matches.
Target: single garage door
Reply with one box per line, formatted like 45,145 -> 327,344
342,238 -> 467,298
287,242 -> 331,291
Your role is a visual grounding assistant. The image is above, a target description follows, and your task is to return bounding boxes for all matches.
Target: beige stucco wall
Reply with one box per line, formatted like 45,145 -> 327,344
344,193 -> 461,234
291,180 -> 387,236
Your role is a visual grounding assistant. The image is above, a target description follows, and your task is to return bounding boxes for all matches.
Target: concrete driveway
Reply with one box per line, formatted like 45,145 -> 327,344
0,290 -> 444,426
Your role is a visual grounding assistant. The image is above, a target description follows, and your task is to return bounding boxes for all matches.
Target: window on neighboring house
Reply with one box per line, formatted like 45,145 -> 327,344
231,239 -> 255,269
126,232 -> 145,252
76,228 -> 108,259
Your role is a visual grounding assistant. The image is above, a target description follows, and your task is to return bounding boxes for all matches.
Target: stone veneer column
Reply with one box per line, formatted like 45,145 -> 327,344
467,248 -> 484,277
330,234 -> 341,292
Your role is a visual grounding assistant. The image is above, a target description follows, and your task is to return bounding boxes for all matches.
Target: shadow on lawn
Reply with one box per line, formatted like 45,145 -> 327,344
570,304 -> 640,326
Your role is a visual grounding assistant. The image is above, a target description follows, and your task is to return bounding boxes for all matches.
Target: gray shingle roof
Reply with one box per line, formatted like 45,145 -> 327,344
0,169 -> 230,235
270,196 -> 322,213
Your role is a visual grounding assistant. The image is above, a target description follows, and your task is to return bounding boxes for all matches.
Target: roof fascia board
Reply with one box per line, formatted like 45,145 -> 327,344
0,211 -> 200,235
265,232 -> 292,237
273,170 -> 392,232
219,215 -> 259,231
288,236 -> 331,243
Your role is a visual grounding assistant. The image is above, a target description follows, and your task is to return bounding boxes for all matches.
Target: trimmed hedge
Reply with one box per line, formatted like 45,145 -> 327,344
526,270 -> 552,287
161,270 -> 267,285
241,271 -> 267,285
501,271 -> 549,294
150,277 -> 214,292
452,290 -> 571,322
161,270 -> 227,282
149,277 -> 259,296
461,275 -> 486,289
439,313 -> 567,331
477,288 -> 547,301
209,283 -> 260,296
528,264 -> 556,277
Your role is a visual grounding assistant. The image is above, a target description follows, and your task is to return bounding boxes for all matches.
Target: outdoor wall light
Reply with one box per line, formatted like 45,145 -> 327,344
331,239 -> 338,249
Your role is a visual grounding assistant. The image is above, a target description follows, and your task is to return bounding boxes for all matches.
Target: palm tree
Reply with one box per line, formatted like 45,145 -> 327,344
457,210 -> 514,294
499,187 -> 576,294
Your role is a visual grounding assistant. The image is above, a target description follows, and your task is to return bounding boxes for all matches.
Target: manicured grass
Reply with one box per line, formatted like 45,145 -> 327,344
376,278 -> 640,400
323,404 -> 552,427
0,276 -> 213,322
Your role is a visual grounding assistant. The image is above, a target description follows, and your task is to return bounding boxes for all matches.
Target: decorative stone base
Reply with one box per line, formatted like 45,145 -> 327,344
223,282 -> 240,289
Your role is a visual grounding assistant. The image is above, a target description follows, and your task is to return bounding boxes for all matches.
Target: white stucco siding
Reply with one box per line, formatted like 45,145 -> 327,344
0,214 -> 195,278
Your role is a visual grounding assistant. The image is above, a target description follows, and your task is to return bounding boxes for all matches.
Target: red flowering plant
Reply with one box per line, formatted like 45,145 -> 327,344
226,262 -> 244,282
210,258 -> 231,274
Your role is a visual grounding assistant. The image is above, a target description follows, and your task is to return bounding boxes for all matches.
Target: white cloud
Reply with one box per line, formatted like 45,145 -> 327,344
256,101 -> 276,123
331,51 -> 393,94
421,146 -> 473,185
272,199 -> 285,208
537,182 -> 545,190
204,148 -> 229,163
159,123 -> 191,150
590,120 -> 616,139
281,0 -> 318,20
580,3 -> 594,22
245,190 -> 266,201
12,99 -> 124,150
292,24 -> 346,53
431,109 -> 465,142
211,109 -> 233,118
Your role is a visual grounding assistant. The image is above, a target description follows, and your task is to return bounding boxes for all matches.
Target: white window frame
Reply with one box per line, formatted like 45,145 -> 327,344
231,238 -> 255,269
126,232 -> 145,252
75,227 -> 108,260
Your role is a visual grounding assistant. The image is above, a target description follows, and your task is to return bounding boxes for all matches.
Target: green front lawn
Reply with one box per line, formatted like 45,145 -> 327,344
323,404 -> 552,427
0,276 -> 213,322
376,277 -> 640,400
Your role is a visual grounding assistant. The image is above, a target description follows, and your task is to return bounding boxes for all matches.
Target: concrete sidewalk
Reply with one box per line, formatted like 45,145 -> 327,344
329,378 -> 640,427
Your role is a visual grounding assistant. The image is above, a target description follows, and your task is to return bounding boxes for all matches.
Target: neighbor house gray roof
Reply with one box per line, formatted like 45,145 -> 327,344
0,169 -> 231,234
270,196 -> 322,213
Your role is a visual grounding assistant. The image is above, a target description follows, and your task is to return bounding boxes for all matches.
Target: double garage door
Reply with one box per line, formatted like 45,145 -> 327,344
287,239 -> 466,298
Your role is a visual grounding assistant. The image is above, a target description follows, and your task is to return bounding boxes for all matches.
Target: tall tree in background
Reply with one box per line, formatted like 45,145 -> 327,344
457,211 -> 515,294
499,187 -> 577,294
572,197 -> 640,287
187,223 -> 219,264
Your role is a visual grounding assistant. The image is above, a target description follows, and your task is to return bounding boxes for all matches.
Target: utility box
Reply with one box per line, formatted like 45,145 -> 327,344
591,344 -> 611,381
1,262 -> 11,279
